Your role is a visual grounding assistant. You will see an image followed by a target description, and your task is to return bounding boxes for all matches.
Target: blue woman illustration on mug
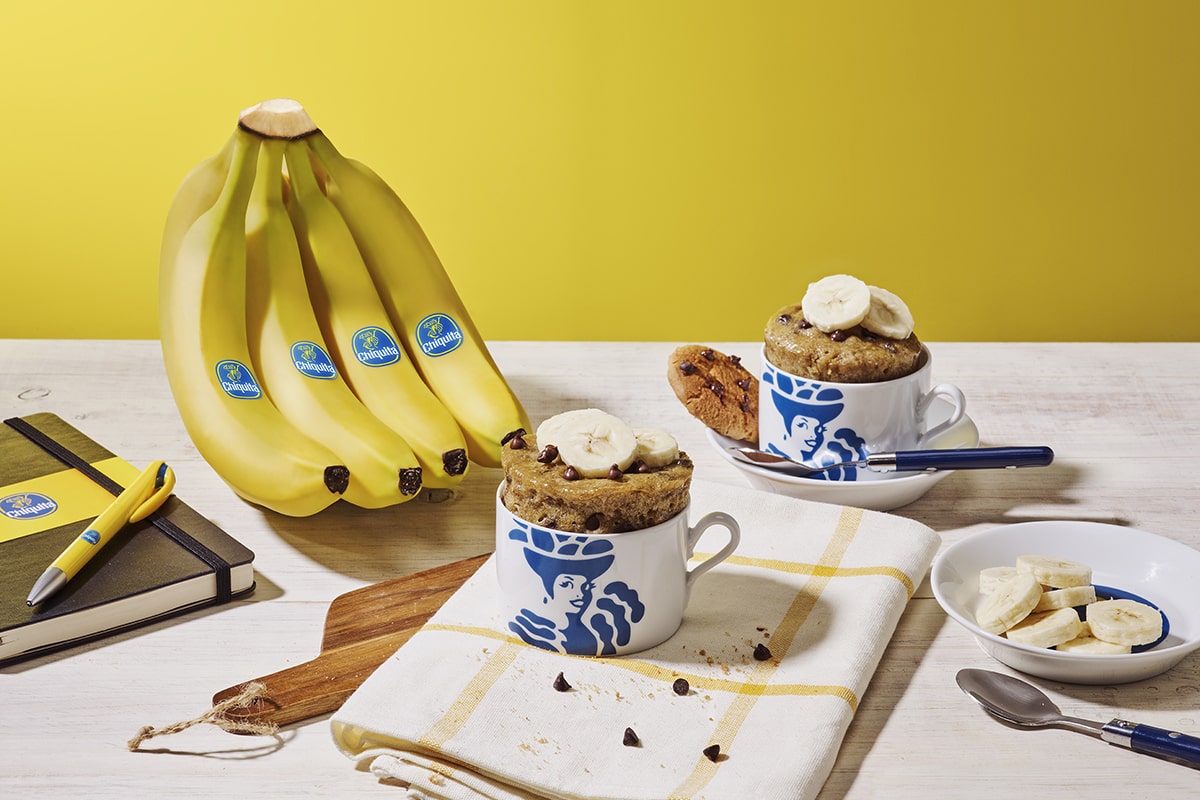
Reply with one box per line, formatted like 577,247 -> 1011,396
762,369 -> 868,481
505,522 -> 645,655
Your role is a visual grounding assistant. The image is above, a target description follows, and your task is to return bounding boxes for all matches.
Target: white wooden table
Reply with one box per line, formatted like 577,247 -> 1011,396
2,339 -> 1198,797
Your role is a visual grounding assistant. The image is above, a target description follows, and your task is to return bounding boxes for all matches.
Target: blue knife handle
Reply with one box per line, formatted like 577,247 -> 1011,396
1130,723 -> 1200,765
890,446 -> 1054,472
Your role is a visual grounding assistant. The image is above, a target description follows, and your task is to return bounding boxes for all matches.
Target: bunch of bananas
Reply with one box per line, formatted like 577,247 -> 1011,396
159,99 -> 530,516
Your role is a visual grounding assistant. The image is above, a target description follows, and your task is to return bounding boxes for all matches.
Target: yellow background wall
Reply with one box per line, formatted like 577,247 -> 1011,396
1,2 -> 1196,343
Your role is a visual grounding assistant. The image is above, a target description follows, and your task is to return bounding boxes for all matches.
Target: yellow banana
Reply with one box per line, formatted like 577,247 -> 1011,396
159,128 -> 349,516
159,131 -> 235,269
306,132 -> 530,468
283,138 -> 469,488
245,137 -> 425,507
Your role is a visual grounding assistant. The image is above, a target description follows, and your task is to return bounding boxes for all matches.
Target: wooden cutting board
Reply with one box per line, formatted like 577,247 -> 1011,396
212,553 -> 489,728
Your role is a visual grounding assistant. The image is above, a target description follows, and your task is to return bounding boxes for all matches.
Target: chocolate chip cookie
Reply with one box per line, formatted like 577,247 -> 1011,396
667,345 -> 758,444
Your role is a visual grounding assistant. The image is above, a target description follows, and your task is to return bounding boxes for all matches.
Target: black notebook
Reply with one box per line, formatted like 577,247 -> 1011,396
0,413 -> 255,665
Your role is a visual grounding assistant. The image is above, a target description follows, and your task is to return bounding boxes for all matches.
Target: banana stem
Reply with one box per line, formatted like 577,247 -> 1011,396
238,98 -> 319,140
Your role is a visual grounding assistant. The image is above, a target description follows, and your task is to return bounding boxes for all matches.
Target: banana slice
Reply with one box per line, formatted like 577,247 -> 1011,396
1033,584 -> 1097,613
978,566 -> 1019,594
535,409 -> 638,478
1086,598 -> 1163,646
975,572 -> 1042,635
1015,555 -> 1092,588
1056,626 -> 1133,654
631,427 -> 679,468
860,285 -> 915,339
800,274 -> 871,333
1004,607 -> 1083,648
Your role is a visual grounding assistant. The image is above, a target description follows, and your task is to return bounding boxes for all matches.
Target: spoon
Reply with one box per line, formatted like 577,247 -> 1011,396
727,445 -> 1054,477
956,668 -> 1200,766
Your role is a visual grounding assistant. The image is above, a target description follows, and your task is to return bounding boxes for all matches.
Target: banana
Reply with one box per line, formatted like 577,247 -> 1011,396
632,427 -> 680,468
1085,599 -> 1163,646
978,566 -> 1019,595
1056,623 -> 1133,654
1004,607 -> 1083,648
160,132 -> 235,270
244,136 -> 424,507
304,131 -> 531,468
1033,584 -> 1097,613
800,274 -> 872,332
860,285 -> 915,339
159,128 -> 349,516
974,572 -> 1042,635
1016,555 -> 1092,588
282,138 -> 468,488
535,409 -> 638,478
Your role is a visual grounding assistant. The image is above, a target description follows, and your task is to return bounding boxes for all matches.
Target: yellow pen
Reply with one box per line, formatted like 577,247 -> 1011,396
25,460 -> 176,607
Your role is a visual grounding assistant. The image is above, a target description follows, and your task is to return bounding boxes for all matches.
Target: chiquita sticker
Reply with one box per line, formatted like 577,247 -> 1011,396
290,341 -> 338,380
352,326 -> 402,367
0,492 -> 59,521
215,359 -> 263,399
416,313 -> 463,357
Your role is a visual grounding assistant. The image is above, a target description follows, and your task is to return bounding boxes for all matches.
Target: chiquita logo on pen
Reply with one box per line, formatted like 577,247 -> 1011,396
416,313 -> 463,357
215,359 -> 263,399
352,326 -> 402,367
290,341 -> 338,379
0,492 -> 59,520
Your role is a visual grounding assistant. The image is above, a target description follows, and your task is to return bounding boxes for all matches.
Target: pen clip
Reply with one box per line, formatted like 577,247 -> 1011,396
127,462 -> 176,523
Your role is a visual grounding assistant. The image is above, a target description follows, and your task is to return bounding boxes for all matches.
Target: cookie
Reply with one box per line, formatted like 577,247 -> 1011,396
667,345 -> 758,444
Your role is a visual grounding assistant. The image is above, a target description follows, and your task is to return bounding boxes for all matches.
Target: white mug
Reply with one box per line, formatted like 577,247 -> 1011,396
758,345 -> 965,481
495,485 -> 740,656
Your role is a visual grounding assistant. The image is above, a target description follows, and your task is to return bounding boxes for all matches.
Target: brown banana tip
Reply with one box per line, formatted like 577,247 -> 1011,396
443,448 -> 469,476
324,466 -> 351,494
399,468 -> 423,496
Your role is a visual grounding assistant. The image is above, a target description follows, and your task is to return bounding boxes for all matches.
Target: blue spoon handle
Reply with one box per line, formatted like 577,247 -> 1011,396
1102,719 -> 1200,765
882,446 -> 1055,472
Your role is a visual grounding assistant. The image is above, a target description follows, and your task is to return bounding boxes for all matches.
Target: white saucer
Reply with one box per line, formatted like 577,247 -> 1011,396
707,397 -> 979,512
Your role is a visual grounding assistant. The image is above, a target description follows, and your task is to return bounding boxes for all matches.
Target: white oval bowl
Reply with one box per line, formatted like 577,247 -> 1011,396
932,520 -> 1200,684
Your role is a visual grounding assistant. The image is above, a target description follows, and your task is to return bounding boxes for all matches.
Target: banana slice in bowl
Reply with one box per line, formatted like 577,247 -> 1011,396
931,520 -> 1200,684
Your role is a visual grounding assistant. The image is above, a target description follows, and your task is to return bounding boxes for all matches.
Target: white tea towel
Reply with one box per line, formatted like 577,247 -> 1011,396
331,480 -> 940,800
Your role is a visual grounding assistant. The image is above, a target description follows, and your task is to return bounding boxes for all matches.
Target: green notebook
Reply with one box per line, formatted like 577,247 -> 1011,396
0,412 -> 255,665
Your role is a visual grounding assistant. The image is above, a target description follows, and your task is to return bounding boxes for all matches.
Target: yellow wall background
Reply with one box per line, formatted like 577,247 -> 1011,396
1,2 -> 1196,343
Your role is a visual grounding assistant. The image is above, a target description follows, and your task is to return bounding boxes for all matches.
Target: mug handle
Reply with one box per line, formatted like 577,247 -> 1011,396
916,383 -> 966,445
684,511 -> 741,591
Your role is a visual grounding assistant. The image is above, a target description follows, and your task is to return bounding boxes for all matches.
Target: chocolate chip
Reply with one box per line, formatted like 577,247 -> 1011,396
739,394 -> 752,412
702,744 -> 721,762
443,448 -> 468,475
564,465 -> 581,481
679,360 -> 697,376
777,313 -> 792,324
797,318 -> 813,329
829,329 -> 848,342
552,672 -> 571,692
607,464 -> 622,480
500,428 -> 526,446
634,459 -> 651,474
736,377 -> 751,391
753,643 -> 772,661
398,468 -> 422,495
585,513 -> 601,531
701,349 -> 715,361
728,353 -> 741,366
623,727 -> 640,747
672,678 -> 690,696
707,380 -> 726,399
537,444 -> 559,464
509,434 -> 527,450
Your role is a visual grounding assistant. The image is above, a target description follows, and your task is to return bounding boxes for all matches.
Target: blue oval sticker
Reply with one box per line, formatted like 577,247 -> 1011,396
215,359 -> 263,399
352,326 -> 402,367
0,492 -> 59,521
416,313 -> 463,357
290,341 -> 338,380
